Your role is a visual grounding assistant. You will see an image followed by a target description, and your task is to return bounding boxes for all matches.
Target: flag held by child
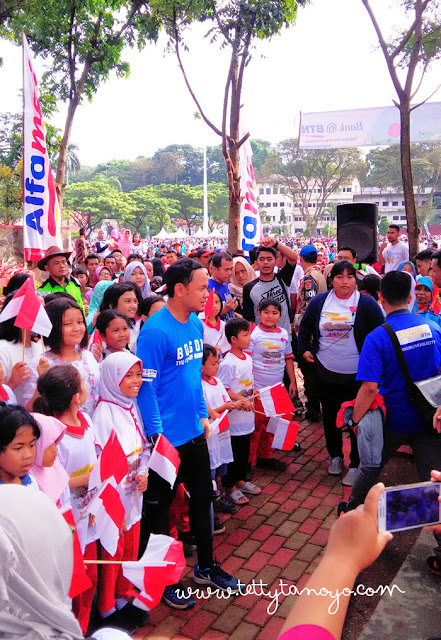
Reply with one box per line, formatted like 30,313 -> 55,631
148,434 -> 180,488
61,506 -> 93,598
203,288 -> 215,319
210,410 -> 230,435
123,534 -> 186,610
259,383 -> 294,417
88,429 -> 129,490
90,482 -> 125,556
0,278 -> 52,336
267,414 -> 300,450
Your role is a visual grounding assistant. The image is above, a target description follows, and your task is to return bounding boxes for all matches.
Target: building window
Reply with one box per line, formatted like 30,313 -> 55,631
280,202 -> 284,207
400,216 -> 406,220
259,188 -> 264,195
280,188 -> 285,194
288,202 -> 292,207
294,203 -> 298,207
347,187 -> 352,193
393,215 -> 399,220
422,200 -> 426,205
266,188 -> 271,194
402,201 -> 405,206
375,202 -> 379,206
273,216 -> 276,222
308,203 -> 312,207
273,202 -> 278,207
382,202 -> 389,207
392,201 -> 398,206
312,203 -> 316,207
273,187 -> 278,194
266,202 -> 271,207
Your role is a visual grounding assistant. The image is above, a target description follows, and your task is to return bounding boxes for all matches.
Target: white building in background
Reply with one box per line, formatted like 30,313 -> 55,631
257,179 -> 436,234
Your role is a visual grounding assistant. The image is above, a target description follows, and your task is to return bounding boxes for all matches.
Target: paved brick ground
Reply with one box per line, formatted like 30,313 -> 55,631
134,415 -> 354,640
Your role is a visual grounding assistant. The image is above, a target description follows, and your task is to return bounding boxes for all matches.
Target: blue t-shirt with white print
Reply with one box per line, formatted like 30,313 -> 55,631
137,306 -> 208,447
357,309 -> 441,433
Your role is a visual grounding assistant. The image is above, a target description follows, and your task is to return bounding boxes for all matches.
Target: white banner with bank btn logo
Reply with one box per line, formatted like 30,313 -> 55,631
299,102 -> 441,149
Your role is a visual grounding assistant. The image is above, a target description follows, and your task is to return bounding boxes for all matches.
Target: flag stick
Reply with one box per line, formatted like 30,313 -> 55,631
22,329 -> 27,361
83,559 -> 174,566
123,466 -> 149,530
40,335 -> 45,356
75,478 -> 110,526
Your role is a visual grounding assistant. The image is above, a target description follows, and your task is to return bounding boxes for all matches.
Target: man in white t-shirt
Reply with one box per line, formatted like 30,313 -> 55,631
379,224 -> 409,273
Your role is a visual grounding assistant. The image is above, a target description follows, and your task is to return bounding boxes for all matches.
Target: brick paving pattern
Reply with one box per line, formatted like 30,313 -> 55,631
134,415 -> 354,640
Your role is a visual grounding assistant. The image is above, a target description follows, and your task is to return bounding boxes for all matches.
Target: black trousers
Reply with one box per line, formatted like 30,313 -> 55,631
297,358 -> 321,414
315,363 -> 361,467
222,433 -> 251,489
140,434 -> 213,568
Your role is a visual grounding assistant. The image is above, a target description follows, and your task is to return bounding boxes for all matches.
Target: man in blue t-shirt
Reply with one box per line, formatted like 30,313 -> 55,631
137,258 -> 242,609
207,251 -> 238,320
344,271 -> 441,567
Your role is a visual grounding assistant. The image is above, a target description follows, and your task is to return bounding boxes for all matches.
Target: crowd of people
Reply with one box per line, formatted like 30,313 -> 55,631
2,222 -> 441,639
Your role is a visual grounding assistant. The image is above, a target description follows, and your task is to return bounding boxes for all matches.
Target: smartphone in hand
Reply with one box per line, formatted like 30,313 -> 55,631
378,481 -> 441,533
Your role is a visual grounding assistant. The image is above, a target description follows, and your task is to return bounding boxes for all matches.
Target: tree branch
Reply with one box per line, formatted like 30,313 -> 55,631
390,0 -> 431,59
410,79 -> 441,111
172,9 -> 222,138
404,0 -> 424,96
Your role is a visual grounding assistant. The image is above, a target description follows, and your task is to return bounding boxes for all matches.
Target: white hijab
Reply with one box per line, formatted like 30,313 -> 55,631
93,352 -> 145,453
0,485 -> 83,640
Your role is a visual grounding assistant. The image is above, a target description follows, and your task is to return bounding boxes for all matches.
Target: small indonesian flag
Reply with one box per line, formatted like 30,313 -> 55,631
90,482 -> 125,556
267,415 -> 300,450
259,383 -> 294,417
210,410 -> 230,435
148,434 -> 180,488
124,534 -> 186,611
0,278 -> 52,337
203,288 -> 215,319
61,506 -> 92,598
92,329 -> 102,347
88,429 -> 129,490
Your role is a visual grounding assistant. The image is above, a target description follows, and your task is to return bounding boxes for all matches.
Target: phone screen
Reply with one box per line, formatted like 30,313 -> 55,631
384,483 -> 440,532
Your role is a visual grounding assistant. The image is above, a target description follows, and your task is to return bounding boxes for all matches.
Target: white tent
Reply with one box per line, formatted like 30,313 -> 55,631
169,228 -> 189,239
194,227 -> 205,238
208,229 -> 225,238
152,228 -> 171,239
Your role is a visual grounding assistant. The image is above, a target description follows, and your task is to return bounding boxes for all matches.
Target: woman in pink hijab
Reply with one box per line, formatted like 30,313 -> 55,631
119,229 -> 132,259
30,413 -> 70,506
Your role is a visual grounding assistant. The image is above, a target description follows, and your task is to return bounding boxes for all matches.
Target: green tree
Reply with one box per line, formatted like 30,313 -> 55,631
321,223 -> 335,237
155,183 -> 203,233
206,182 -> 229,231
153,0 -> 307,252
3,1 -> 160,204
0,160 -> 22,223
260,139 -> 362,235
379,217 -> 390,234
128,186 -> 180,234
362,0 -> 441,258
0,111 -> 61,169
63,181 -> 133,229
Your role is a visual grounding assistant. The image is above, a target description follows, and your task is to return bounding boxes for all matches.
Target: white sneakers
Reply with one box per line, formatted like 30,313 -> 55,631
342,467 -> 359,486
328,456 -> 344,475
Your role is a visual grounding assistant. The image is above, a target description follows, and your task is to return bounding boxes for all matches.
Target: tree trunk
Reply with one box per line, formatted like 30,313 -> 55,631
400,98 -> 418,258
226,49 -> 241,254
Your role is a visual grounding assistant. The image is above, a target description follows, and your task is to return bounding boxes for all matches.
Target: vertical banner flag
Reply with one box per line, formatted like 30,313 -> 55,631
22,33 -> 61,262
239,136 -> 262,255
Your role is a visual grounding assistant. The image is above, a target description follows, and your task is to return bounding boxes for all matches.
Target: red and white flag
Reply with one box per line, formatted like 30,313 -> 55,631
148,434 -> 180,488
123,534 -> 186,611
88,430 -> 128,490
210,410 -> 230,435
259,383 -> 294,417
267,414 -> 300,450
90,482 -> 125,556
203,288 -> 215,319
60,506 -> 92,598
22,33 -> 62,261
0,278 -> 52,336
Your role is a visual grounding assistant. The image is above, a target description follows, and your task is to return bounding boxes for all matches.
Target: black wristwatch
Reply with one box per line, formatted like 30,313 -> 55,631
347,418 -> 358,429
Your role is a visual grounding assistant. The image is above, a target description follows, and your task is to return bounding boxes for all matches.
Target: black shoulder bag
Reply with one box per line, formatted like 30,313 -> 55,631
382,322 -> 441,430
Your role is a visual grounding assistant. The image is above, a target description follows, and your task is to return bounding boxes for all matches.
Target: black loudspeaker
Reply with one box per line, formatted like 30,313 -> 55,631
337,203 -> 378,264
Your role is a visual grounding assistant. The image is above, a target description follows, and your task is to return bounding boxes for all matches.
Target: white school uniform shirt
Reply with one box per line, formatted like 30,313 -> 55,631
218,352 -> 254,436
57,411 -> 99,553
201,318 -> 230,356
0,339 -> 40,405
202,377 -> 233,470
93,400 -> 150,531
0,384 -> 17,405
249,324 -> 293,391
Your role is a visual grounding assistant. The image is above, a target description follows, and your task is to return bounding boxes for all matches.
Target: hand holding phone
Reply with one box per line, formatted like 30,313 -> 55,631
378,481 -> 441,533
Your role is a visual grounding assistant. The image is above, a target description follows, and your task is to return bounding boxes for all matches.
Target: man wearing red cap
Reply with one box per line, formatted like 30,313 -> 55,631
37,246 -> 84,310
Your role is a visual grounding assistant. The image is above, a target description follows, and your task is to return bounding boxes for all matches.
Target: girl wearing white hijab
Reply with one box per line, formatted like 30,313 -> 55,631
0,485 -> 131,640
92,352 -> 150,623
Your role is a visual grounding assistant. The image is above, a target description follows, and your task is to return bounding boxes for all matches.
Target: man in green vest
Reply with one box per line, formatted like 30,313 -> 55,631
37,246 -> 84,310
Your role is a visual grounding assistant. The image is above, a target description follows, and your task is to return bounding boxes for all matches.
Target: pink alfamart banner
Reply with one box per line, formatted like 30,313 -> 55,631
22,32 -> 61,261
239,136 -> 262,254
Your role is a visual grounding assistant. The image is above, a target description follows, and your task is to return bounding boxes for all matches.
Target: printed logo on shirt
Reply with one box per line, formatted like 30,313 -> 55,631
396,324 -> 433,346
239,378 -> 253,388
261,284 -> 286,306
143,368 -> 157,379
176,339 -> 204,366
261,342 -> 282,350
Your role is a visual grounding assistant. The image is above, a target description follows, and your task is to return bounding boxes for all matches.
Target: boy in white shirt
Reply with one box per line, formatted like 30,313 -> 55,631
249,298 -> 297,472
218,318 -> 260,506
